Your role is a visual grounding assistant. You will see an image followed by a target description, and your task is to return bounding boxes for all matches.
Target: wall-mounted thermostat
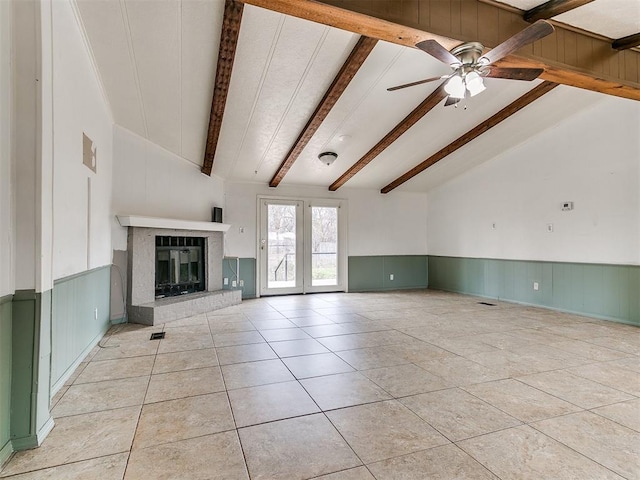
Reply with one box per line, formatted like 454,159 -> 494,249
561,201 -> 574,211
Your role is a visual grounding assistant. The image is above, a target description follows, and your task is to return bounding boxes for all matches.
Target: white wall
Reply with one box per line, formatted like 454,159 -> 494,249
50,0 -> 113,280
427,95 -> 640,265
12,0 -> 38,291
224,181 -> 428,259
111,125 -> 225,251
0,0 -> 13,296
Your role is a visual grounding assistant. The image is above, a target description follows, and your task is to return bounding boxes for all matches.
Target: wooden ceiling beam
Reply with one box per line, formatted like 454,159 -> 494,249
613,33 -> 640,51
240,0 -> 640,101
523,0 -> 595,22
269,36 -> 378,187
380,82 -> 559,194
328,83 -> 448,191
202,0 -> 244,176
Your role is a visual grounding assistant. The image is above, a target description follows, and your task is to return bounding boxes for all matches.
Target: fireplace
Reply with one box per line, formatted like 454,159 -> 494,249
117,215 -> 241,325
155,236 -> 205,298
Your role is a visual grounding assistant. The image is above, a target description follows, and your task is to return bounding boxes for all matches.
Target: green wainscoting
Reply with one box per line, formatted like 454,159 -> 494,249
428,256 -> 640,325
51,266 -> 111,393
348,256 -> 429,292
223,257 -> 257,299
0,295 -> 12,466
10,290 -> 38,449
238,258 -> 257,299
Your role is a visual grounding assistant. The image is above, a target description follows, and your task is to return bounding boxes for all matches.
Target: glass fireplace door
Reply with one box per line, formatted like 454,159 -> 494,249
155,236 -> 205,298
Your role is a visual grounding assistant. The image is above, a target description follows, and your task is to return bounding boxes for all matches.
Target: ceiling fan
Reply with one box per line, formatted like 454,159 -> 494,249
388,20 -> 554,106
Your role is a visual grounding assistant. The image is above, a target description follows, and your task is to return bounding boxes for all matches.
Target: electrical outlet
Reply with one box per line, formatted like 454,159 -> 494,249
492,223 -> 497,230
533,282 -> 539,291
223,277 -> 229,286
232,280 -> 237,288
547,223 -> 554,233
239,226 -> 244,233
389,274 -> 394,281
239,280 -> 244,287
94,308 -> 98,320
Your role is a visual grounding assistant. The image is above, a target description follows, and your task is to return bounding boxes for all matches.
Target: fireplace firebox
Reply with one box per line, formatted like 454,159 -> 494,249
155,236 -> 205,298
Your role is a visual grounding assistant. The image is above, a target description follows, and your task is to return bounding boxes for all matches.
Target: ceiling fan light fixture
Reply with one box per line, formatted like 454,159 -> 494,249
465,71 -> 486,97
444,75 -> 465,99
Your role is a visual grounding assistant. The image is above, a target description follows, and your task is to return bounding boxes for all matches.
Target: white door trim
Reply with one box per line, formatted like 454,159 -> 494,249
256,195 -> 348,297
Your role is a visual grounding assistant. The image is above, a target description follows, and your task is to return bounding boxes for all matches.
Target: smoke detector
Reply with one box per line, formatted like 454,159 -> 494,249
318,152 -> 337,166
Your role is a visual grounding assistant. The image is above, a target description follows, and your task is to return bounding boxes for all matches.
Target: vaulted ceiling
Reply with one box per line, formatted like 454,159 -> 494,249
75,0 -> 640,193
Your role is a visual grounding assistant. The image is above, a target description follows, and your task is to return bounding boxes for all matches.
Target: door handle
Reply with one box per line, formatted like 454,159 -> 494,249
260,238 -> 266,250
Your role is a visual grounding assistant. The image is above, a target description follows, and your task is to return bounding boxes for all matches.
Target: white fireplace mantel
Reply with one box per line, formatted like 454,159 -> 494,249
117,215 -> 230,233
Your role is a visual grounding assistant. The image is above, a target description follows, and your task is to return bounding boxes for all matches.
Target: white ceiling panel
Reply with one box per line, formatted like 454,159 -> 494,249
497,0 -> 640,39
240,26 -> 358,181
75,0 -> 638,195
76,0 -> 145,136
346,77 -> 544,191
554,0 -> 640,39
497,0 -> 545,9
211,7 -> 287,180
125,0 -> 181,156
180,0 -> 223,165
214,7 -> 358,182
284,42 -> 450,186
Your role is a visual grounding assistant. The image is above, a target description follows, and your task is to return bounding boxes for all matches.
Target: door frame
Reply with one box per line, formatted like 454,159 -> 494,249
256,195 -> 348,297
258,198 -> 304,296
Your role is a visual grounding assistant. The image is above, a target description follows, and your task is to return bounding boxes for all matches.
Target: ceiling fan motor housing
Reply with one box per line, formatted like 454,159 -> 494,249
450,42 -> 485,67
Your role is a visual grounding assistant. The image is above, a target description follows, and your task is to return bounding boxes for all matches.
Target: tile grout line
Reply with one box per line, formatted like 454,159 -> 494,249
121,327 -> 163,479
210,312 -> 253,480
526,422 -> 628,479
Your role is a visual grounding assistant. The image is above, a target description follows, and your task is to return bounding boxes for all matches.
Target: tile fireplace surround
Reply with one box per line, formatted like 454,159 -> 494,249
118,216 -> 241,325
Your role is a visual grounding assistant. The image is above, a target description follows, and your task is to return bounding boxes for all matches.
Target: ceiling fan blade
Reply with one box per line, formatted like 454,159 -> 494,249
479,20 -> 554,65
416,39 -> 461,66
387,75 -> 447,92
484,66 -> 544,81
444,96 -> 461,107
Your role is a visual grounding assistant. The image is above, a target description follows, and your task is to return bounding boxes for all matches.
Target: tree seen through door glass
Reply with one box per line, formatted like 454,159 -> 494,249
267,204 -> 297,289
312,206 -> 338,286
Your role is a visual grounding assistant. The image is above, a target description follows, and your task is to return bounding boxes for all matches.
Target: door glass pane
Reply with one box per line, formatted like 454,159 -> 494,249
311,206 -> 338,286
267,204 -> 297,289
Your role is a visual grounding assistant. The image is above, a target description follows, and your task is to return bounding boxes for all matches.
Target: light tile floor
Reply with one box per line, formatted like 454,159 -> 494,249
1,290 -> 639,479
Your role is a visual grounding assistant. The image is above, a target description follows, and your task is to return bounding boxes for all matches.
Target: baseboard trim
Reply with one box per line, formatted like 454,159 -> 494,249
349,286 -> 428,293
36,417 -> 55,446
430,287 -> 638,326
10,435 -> 38,452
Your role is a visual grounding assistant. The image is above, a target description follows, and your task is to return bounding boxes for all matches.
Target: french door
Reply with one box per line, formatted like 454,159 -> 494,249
258,197 -> 346,296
